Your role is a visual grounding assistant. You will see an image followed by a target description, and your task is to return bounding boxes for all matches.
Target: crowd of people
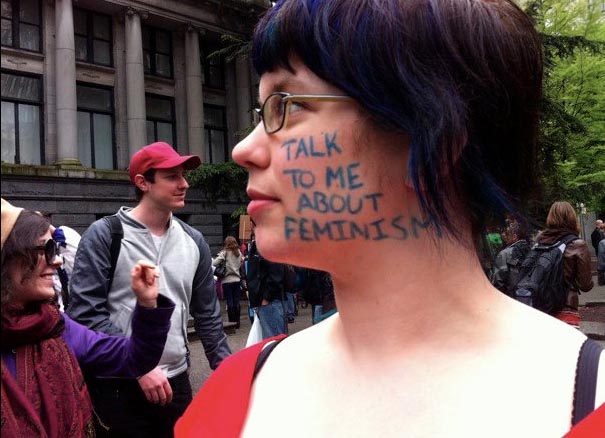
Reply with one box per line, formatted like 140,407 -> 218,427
489,202 -> 596,328
2,0 -> 604,437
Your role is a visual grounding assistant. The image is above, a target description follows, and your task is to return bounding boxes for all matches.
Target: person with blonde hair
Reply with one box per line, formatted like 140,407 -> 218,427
536,201 -> 593,327
213,236 -> 244,328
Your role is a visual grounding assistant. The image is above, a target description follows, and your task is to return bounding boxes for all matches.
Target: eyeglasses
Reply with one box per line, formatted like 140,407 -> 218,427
32,239 -> 61,265
253,92 -> 354,134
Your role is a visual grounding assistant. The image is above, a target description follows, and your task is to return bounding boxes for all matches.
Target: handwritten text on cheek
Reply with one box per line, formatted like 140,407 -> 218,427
281,131 -> 438,241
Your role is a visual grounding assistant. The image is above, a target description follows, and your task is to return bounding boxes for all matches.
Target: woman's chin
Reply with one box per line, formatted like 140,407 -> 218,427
36,289 -> 57,303
254,233 -> 295,263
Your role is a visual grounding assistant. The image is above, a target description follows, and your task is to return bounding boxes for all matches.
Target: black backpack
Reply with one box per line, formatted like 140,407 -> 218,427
514,234 -> 578,314
102,215 -> 124,291
504,240 -> 531,297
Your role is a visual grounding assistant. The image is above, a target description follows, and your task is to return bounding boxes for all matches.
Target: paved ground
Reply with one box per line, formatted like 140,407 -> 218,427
188,274 -> 605,395
578,273 -> 605,348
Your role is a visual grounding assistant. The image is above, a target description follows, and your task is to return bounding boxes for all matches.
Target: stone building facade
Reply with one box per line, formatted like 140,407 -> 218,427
1,0 -> 268,251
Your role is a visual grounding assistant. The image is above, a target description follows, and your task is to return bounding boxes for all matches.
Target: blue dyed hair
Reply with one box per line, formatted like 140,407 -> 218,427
252,0 -> 542,244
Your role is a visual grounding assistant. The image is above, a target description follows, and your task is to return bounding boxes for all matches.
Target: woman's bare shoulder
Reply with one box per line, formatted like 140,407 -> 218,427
498,297 -> 587,348
264,313 -> 338,363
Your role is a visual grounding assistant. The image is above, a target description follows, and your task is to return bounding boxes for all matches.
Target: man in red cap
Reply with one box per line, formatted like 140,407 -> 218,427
68,142 -> 231,438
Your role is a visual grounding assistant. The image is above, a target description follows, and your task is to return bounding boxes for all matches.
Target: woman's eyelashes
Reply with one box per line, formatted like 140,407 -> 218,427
289,101 -> 305,115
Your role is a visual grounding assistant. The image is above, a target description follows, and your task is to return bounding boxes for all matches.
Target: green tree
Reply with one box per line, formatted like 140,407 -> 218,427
525,0 -> 605,215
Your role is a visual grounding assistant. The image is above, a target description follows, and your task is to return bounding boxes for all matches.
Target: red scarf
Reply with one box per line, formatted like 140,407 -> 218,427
1,303 -> 95,438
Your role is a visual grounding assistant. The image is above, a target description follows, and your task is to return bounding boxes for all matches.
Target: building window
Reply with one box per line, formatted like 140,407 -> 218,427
76,84 -> 115,169
204,104 -> 227,163
200,40 -> 224,89
1,71 -> 42,164
74,8 -> 112,66
143,26 -> 172,78
146,94 -> 175,146
1,0 -> 41,52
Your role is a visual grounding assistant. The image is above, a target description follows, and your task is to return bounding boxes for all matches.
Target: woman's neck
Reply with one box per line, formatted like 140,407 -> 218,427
327,233 -> 501,359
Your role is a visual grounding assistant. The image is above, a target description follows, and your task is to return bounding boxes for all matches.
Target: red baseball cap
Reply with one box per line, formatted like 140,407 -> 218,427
128,142 -> 201,183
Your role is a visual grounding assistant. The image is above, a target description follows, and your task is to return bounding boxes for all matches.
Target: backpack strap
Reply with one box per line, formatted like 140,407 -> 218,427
253,336 -> 286,381
559,234 -> 579,248
572,339 -> 603,425
57,267 -> 70,308
102,215 -> 123,291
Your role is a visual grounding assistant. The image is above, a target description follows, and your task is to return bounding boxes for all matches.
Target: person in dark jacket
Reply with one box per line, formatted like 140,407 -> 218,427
0,199 -> 174,438
536,201 -> 594,328
598,238 -> 605,286
591,219 -> 604,257
491,220 -> 531,296
245,236 -> 288,338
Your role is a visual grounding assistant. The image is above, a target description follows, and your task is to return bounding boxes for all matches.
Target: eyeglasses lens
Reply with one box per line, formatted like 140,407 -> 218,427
253,109 -> 262,126
44,239 -> 59,265
264,94 -> 285,133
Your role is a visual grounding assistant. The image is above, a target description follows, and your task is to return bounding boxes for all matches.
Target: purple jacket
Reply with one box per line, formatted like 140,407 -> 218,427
2,296 -> 174,378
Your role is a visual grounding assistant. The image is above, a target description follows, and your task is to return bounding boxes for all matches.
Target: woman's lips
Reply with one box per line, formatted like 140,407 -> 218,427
246,188 -> 280,216
247,198 -> 279,216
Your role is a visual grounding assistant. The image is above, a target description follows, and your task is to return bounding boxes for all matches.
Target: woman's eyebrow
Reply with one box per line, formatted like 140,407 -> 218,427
259,77 -> 305,103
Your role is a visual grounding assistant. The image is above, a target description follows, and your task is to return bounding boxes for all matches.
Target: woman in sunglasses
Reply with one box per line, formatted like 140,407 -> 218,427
177,0 -> 604,437
1,199 -> 175,437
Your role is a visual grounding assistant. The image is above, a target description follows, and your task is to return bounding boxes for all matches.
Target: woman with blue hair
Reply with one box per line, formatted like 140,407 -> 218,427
177,0 -> 604,436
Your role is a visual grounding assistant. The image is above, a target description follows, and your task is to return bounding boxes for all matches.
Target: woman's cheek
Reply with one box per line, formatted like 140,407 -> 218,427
279,129 -> 387,243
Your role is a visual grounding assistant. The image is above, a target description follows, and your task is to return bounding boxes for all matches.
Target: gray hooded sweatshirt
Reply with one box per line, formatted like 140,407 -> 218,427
68,207 -> 231,377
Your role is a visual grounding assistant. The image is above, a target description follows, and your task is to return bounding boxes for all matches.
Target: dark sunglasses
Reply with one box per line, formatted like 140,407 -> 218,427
32,239 -> 61,265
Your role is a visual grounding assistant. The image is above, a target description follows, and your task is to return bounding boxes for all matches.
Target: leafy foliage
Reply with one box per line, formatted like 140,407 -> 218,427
186,162 -> 248,205
524,0 -> 605,216
207,34 -> 252,63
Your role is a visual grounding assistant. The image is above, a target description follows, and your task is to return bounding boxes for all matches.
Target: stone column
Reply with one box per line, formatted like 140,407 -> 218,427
184,27 -> 204,159
55,0 -> 80,166
235,56 -> 252,138
125,9 -> 147,157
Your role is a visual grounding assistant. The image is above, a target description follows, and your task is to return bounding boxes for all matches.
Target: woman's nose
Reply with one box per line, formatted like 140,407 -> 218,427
50,254 -> 63,267
232,123 -> 270,169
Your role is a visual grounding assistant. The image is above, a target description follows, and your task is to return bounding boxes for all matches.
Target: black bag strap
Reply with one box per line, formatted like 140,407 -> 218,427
571,338 -> 603,425
102,215 -> 123,291
57,267 -> 70,308
558,233 -> 579,248
253,337 -> 285,381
